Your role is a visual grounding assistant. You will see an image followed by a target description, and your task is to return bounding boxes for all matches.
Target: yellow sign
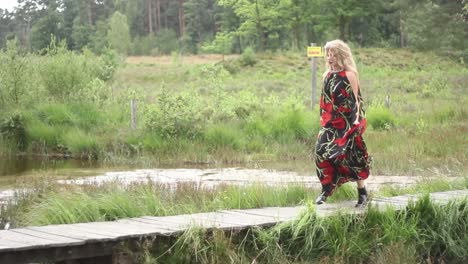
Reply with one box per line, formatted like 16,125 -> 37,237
307,46 -> 323,57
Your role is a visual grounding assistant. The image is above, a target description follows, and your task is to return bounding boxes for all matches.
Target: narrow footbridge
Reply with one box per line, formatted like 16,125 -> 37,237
1,190 -> 467,264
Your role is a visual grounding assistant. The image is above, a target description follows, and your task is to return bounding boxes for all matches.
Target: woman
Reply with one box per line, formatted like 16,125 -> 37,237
314,39 -> 371,207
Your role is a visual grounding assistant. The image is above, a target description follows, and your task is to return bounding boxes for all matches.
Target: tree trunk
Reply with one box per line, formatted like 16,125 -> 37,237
155,0 -> 161,32
148,0 -> 153,34
178,0 -> 185,36
338,15 -> 346,41
399,13 -> 406,47
87,0 -> 93,25
255,0 -> 263,51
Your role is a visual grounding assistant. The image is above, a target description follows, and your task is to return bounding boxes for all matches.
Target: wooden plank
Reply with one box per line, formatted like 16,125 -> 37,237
130,217 -> 189,232
115,219 -> 180,235
141,215 -> 193,225
219,210 -> 280,225
232,207 -> 303,221
0,240 -> 25,249
370,201 -> 407,211
315,201 -> 367,217
64,224 -> 130,239
26,225 -> 115,242
373,197 -> 410,205
71,221 -> 173,239
187,212 -> 251,230
0,230 -> 80,252
11,229 -> 84,246
67,222 -> 143,239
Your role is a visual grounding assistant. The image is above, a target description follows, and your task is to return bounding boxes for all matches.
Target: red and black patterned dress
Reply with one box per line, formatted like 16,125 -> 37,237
315,70 -> 370,196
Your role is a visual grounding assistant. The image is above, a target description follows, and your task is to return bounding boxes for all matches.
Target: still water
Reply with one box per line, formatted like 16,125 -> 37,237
0,155 -> 315,189
0,155 -> 109,188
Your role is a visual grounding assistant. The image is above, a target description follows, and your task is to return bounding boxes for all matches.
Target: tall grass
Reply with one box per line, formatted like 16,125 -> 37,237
10,182 -> 313,227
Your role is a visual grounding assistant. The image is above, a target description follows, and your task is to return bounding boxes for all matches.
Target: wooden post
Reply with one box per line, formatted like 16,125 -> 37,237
131,99 -> 137,130
311,42 -> 317,109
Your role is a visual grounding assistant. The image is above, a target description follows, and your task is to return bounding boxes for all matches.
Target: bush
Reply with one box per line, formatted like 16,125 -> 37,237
366,105 -> 396,130
62,129 -> 99,158
0,39 -> 33,108
240,47 -> 257,66
25,120 -> 62,147
204,124 -> 244,151
270,104 -> 316,141
155,29 -> 179,55
36,104 -> 73,126
0,112 -> 27,151
145,89 -> 204,139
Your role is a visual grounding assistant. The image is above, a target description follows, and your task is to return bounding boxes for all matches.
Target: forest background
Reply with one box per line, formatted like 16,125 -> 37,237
0,0 -> 466,57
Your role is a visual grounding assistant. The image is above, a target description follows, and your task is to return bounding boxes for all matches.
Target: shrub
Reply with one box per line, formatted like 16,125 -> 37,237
366,105 -> 396,130
155,29 -> 179,55
62,129 -> 99,158
0,39 -> 33,107
0,112 -> 27,151
270,104 -> 316,141
25,120 -> 62,146
36,104 -> 73,126
204,124 -> 244,151
240,47 -> 257,66
145,89 -> 204,139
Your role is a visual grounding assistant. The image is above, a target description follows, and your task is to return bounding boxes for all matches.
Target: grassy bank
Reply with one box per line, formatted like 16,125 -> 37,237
0,46 -> 467,176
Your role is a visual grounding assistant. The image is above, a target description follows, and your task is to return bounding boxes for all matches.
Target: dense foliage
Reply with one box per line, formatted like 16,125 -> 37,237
0,0 -> 466,59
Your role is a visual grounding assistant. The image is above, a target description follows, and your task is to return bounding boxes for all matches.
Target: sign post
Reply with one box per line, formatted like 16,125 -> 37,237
307,44 -> 323,109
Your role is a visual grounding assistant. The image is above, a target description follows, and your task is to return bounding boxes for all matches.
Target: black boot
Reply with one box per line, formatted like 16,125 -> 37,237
315,192 -> 328,205
356,187 -> 368,208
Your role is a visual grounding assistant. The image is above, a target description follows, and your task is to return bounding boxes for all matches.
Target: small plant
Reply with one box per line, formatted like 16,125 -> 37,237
366,104 -> 396,130
0,112 -> 27,151
240,47 -> 257,66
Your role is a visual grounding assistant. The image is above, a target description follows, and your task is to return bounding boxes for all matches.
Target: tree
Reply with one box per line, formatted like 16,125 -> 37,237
108,11 -> 131,55
184,0 -> 217,53
218,0 -> 289,51
30,10 -> 64,51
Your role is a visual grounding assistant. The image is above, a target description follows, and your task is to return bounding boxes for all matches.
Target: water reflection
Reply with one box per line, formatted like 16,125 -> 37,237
0,155 -> 100,176
0,155 -> 315,188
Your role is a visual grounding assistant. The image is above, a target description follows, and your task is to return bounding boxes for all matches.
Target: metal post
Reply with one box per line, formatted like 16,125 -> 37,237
131,99 -> 137,130
311,42 -> 317,109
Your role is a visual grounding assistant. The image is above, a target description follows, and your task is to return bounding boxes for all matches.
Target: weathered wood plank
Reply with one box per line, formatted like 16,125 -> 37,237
12,229 -> 84,245
219,210 -> 281,225
231,207 -> 304,221
70,222 -> 160,239
115,219 -> 180,235
130,217 -> 189,232
26,225 -> 115,242
0,230 -> 82,251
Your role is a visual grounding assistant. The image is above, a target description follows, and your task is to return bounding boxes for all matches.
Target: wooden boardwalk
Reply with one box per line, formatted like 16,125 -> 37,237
0,189 -> 467,264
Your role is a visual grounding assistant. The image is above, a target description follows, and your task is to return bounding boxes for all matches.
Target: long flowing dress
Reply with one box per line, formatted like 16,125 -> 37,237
315,70 -> 371,196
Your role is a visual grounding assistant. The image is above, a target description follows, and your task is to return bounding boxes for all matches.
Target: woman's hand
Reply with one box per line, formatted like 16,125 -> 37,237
353,112 -> 360,125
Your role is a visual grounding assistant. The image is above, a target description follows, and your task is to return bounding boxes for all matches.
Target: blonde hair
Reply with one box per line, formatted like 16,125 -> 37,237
324,39 -> 358,74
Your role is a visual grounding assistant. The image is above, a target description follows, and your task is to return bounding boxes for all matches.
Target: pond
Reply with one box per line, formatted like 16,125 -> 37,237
0,155 -> 317,189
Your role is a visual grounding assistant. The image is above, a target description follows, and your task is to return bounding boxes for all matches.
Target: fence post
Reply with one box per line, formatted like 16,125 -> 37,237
311,42 -> 317,109
131,99 -> 137,130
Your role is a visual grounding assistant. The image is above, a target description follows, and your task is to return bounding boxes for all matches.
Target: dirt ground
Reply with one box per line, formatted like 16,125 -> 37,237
126,54 -> 239,65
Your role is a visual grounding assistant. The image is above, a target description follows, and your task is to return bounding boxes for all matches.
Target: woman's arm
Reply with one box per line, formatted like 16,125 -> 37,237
346,71 -> 360,124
